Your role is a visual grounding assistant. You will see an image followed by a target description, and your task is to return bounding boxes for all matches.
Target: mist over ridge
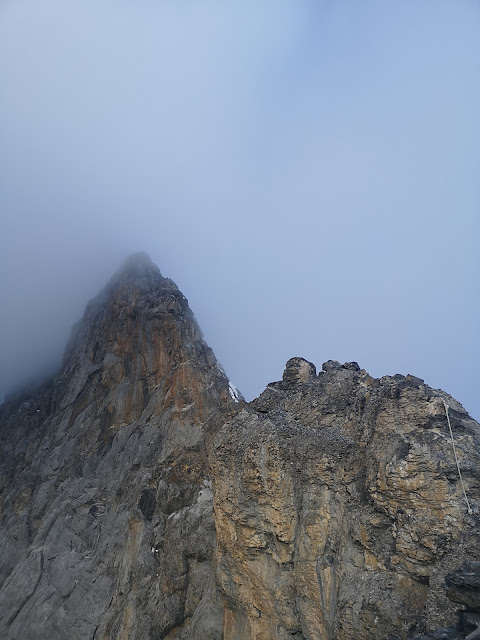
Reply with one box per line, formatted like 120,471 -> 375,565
1,1 -> 479,419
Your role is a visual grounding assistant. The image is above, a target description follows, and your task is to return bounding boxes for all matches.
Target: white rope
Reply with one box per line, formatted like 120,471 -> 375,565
442,398 -> 473,515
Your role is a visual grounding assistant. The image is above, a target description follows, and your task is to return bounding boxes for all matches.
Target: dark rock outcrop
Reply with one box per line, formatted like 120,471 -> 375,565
446,562 -> 480,612
413,563 -> 480,639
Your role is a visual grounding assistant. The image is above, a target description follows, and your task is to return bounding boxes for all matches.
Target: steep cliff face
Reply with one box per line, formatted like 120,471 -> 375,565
1,257 -> 479,640
211,358 -> 480,640
0,253 -> 239,639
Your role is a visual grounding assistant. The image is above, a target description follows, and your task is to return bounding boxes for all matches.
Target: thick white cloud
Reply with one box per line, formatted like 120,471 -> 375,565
1,1 -> 479,417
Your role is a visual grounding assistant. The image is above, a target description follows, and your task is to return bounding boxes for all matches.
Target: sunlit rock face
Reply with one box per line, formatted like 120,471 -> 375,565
211,358 -> 480,640
0,256 -> 479,640
0,253 -> 239,640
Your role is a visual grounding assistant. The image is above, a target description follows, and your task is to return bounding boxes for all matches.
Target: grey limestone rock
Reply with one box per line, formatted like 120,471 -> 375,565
282,358 -> 317,385
212,359 -> 480,640
0,253 -> 240,640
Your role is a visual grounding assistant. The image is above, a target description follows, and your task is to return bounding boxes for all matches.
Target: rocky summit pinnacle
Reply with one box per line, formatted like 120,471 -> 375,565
113,251 -> 162,283
122,250 -> 156,269
0,256 -> 238,640
0,255 -> 479,640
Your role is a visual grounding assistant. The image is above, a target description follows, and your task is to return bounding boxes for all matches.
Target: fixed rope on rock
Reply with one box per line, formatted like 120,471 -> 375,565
442,398 -> 473,515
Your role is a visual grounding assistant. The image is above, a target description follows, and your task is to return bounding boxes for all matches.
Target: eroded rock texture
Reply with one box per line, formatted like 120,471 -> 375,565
212,358 -> 480,640
0,253 -> 239,639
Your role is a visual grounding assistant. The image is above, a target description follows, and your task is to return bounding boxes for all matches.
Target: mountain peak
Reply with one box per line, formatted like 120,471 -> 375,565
111,251 -> 163,285
88,252 -> 169,310
59,252 -> 236,423
121,251 -> 157,274
0,253 -> 240,640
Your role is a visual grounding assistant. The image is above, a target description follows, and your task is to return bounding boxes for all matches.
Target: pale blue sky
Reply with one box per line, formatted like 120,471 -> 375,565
1,1 -> 479,419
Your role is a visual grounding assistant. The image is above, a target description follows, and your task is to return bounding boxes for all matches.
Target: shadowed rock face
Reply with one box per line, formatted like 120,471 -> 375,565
413,562 -> 480,639
0,253 -> 239,640
211,358 -> 480,640
0,259 -> 479,640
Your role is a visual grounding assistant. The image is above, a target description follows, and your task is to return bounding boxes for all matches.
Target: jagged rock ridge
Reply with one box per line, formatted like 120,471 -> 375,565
0,255 -> 479,640
212,358 -> 480,640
